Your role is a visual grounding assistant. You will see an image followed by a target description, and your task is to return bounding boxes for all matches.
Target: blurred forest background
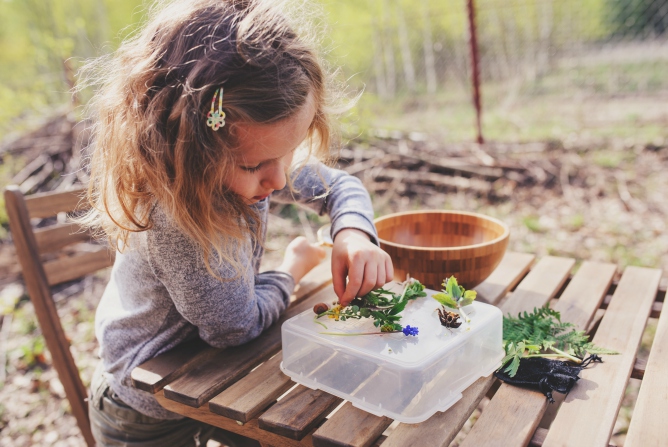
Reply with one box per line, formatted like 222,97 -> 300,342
0,0 -> 667,445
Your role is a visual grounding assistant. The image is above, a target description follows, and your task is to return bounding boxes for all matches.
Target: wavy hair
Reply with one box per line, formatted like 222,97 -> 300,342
78,0 -> 338,279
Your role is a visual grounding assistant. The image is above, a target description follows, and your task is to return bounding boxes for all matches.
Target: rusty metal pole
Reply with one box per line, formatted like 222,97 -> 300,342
467,0 -> 484,144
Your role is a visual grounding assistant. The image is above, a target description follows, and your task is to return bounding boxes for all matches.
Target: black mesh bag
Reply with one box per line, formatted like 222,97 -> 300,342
494,355 -> 602,403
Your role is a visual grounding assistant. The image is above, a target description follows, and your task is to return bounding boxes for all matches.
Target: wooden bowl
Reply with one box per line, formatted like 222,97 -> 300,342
374,210 -> 509,290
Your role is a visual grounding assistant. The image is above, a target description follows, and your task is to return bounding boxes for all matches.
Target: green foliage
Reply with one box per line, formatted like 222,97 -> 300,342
0,0 -> 145,133
18,336 -> 46,369
608,0 -> 668,37
316,279 -> 426,332
432,276 -> 477,309
501,306 -> 618,377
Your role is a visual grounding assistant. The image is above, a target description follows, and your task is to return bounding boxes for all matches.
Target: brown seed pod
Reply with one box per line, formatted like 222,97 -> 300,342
313,302 -> 330,315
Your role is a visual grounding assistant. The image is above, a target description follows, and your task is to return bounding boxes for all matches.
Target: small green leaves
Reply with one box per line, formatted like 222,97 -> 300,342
433,276 -> 477,310
316,279 -> 426,334
500,305 -> 619,377
432,293 -> 458,309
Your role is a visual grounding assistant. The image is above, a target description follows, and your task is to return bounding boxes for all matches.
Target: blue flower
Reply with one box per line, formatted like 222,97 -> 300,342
402,325 -> 419,336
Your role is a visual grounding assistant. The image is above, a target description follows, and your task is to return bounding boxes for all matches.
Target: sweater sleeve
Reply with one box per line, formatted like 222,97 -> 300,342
145,207 -> 294,349
272,162 -> 379,245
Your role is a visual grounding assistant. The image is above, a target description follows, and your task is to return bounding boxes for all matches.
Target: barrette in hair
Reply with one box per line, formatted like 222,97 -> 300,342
206,88 -> 226,131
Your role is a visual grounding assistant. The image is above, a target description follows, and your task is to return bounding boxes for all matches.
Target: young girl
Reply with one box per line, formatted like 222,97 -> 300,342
82,0 -> 393,445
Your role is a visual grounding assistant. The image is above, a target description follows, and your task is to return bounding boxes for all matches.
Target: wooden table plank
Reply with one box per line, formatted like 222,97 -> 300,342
542,266 -> 662,447
312,402 -> 392,447
382,256 -> 575,447
500,256 -> 575,318
258,385 -> 343,440
624,287 -> 668,447
476,252 -> 535,304
538,262 -> 618,428
208,353 -> 294,423
459,261 -> 616,447
310,251 -> 536,447
164,285 -> 336,407
382,375 -> 495,447
132,259 -> 332,393
154,391 -> 313,447
131,338 -> 217,393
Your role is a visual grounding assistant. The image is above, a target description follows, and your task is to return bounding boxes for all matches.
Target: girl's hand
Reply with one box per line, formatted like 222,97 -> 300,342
332,228 -> 394,306
277,236 -> 327,284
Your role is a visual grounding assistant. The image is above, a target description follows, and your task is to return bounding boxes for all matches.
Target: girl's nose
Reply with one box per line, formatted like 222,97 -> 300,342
261,163 -> 287,191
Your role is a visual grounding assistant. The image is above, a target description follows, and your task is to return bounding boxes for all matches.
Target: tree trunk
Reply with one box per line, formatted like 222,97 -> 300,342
420,0 -> 437,94
397,3 -> 416,92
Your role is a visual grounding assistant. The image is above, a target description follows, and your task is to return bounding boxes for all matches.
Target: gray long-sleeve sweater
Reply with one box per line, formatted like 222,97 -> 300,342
95,163 -> 378,419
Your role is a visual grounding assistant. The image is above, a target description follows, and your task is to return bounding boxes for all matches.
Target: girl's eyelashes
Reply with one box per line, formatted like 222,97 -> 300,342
240,164 -> 261,173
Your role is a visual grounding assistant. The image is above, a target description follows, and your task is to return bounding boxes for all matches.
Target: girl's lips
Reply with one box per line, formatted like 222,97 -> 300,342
253,193 -> 271,201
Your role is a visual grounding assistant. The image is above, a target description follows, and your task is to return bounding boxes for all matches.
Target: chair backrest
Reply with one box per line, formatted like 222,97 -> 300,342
4,185 -> 115,447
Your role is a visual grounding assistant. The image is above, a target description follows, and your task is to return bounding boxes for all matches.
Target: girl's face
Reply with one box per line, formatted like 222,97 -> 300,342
225,94 -> 316,204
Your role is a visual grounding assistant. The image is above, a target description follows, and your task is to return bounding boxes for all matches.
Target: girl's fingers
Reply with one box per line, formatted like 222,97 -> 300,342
340,258 -> 364,305
331,258 -> 348,302
375,262 -> 386,289
357,261 -> 378,297
385,254 -> 394,284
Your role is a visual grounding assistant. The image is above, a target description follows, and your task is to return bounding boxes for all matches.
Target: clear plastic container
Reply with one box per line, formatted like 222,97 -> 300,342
280,289 -> 504,423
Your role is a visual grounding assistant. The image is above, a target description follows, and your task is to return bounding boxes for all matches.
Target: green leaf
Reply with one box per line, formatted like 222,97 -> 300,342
444,276 -> 458,297
504,356 -> 521,377
463,290 -> 477,301
389,299 -> 409,315
459,298 -> 474,307
433,293 -> 458,309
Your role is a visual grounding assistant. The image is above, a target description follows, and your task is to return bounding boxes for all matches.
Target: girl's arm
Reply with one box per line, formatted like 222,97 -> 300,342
273,163 -> 393,305
144,206 -> 295,349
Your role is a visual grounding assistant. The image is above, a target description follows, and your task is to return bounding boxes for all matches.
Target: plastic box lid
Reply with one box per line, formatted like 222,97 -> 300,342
280,288 -> 504,423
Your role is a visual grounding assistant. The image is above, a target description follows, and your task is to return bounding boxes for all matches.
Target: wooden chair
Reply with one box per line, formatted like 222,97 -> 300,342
4,185 -> 115,447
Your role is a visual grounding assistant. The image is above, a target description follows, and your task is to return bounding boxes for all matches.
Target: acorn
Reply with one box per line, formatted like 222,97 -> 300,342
313,302 -> 330,315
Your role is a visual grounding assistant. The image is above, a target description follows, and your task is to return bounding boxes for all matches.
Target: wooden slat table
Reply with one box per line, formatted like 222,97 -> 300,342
131,252 -> 665,447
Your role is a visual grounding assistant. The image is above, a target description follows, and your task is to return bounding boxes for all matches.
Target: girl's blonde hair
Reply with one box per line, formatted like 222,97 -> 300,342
80,0 -> 336,278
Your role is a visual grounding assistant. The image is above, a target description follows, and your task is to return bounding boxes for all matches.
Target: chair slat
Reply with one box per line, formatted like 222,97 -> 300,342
24,187 -> 87,219
163,279 -> 334,407
459,261 -> 616,447
382,256 -> 575,447
44,246 -> 114,286
132,257 -> 332,394
209,353 -> 293,423
34,222 -> 89,254
625,279 -> 668,447
542,266 -> 661,447
257,385 -> 342,441
475,252 -> 535,304
310,252 -> 535,447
